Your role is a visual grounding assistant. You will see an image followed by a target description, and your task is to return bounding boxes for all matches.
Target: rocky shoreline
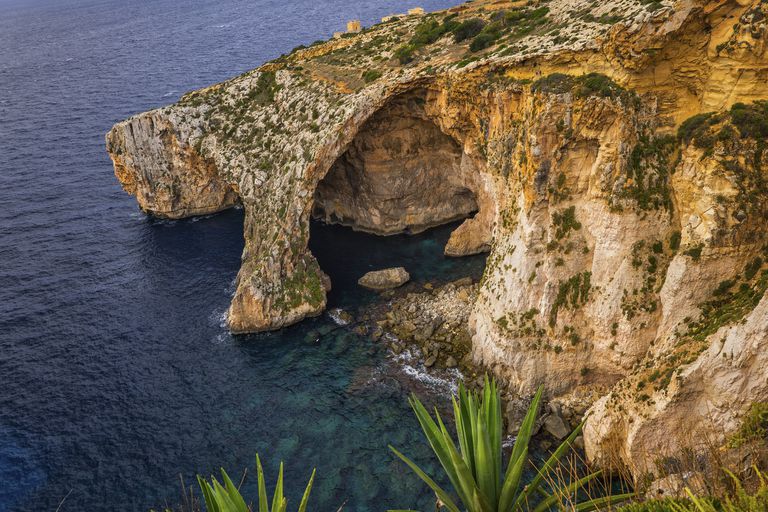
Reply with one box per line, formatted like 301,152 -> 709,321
329,273 -> 590,448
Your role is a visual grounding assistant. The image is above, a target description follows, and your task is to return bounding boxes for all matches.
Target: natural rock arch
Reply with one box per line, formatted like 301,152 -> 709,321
310,88 -> 493,260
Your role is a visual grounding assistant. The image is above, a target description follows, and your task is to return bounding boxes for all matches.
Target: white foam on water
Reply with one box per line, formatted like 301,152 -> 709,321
389,346 -> 463,395
189,214 -> 215,223
225,277 -> 237,295
381,332 -> 400,345
213,332 -> 233,345
327,308 -> 350,326
400,363 -> 463,395
209,307 -> 228,328
502,435 -> 517,449
209,307 -> 232,344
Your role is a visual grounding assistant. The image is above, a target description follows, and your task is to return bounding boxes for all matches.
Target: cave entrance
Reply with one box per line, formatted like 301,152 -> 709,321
312,90 -> 481,237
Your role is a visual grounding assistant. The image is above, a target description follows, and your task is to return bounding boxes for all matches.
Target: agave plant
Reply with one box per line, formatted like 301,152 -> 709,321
390,377 -> 631,512
196,454 -> 315,512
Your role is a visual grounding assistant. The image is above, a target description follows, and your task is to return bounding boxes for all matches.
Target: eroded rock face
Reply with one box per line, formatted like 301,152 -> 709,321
106,109 -> 239,218
108,0 -> 768,485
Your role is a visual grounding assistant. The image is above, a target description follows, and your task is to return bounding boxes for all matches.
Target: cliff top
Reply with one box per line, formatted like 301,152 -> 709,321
177,0 -> 676,105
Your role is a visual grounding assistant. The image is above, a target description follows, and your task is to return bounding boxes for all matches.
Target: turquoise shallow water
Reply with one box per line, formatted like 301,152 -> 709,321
220,219 -> 490,512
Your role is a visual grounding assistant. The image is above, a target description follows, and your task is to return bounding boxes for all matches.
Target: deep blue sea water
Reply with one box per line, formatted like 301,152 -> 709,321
0,0 -> 494,510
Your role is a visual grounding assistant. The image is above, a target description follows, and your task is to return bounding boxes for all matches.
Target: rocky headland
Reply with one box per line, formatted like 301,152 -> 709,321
108,0 -> 768,491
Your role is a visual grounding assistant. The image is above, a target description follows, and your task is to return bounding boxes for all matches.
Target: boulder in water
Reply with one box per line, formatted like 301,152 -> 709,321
358,267 -> 410,290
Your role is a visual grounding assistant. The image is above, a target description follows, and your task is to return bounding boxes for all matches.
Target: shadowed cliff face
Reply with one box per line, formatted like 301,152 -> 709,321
313,91 -> 479,236
107,0 -> 768,486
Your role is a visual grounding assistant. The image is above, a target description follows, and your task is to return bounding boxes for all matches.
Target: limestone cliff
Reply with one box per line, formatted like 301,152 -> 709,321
107,0 -> 768,486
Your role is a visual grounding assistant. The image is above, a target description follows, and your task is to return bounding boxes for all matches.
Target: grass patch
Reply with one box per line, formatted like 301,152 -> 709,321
550,271 -> 591,327
452,18 -> 486,42
533,73 -> 634,101
361,69 -> 382,83
617,134 -> 676,211
729,402 -> 768,448
685,264 -> 767,342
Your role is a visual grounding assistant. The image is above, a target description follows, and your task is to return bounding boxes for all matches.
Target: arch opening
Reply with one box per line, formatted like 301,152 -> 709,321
312,90 -> 482,237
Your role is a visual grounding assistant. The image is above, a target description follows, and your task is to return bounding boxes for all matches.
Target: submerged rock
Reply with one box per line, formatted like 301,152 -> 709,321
357,267 -> 410,290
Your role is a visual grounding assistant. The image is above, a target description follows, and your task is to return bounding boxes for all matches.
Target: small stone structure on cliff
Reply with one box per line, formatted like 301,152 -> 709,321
107,0 -> 768,492
346,20 -> 361,33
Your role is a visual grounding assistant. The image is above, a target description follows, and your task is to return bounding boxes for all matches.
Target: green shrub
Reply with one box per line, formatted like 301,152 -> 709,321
532,72 -> 631,101
677,112 -> 716,144
532,73 -> 575,94
553,205 -> 582,239
469,31 -> 499,51
361,69 -> 382,83
620,134 -> 676,211
573,73 -> 627,99
250,71 -> 280,105
394,44 -> 416,64
729,403 -> 768,448
669,231 -> 682,252
745,257 -> 763,280
713,279 -> 735,296
411,18 -> 448,46
504,6 -> 550,35
729,101 -> 768,140
684,246 -> 703,262
620,469 -> 768,511
550,272 -> 591,326
618,498 -> 692,511
452,18 -> 486,42
684,266 -> 767,342
196,455 -> 315,512
394,15 -> 465,64
390,378 -> 631,512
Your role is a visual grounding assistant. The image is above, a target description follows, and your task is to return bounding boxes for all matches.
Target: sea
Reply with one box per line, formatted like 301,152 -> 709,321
0,0 -> 494,510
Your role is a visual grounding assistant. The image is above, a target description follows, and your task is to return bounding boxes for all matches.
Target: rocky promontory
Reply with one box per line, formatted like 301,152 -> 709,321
108,0 -> 768,490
